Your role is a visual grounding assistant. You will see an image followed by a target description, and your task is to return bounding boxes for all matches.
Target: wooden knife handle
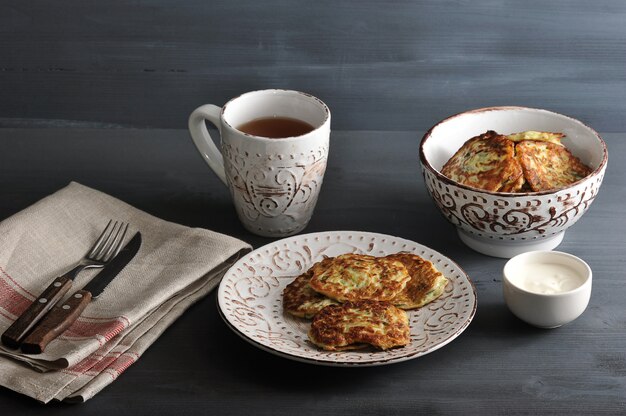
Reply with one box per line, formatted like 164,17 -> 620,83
1,276 -> 73,349
20,290 -> 92,354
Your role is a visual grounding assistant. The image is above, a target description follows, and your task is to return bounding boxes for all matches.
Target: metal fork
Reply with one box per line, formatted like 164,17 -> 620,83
1,220 -> 129,349
63,220 -> 130,281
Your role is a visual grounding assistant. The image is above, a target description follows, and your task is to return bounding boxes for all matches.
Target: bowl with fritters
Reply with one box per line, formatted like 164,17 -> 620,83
419,107 -> 608,258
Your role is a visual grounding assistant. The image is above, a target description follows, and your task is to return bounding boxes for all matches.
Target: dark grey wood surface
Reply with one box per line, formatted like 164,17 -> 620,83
2,1 -> 626,131
0,128 -> 624,414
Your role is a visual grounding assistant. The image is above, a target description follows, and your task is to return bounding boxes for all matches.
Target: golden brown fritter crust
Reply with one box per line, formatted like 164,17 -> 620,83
441,131 -> 524,192
516,140 -> 593,191
308,300 -> 410,351
386,253 -> 449,310
308,254 -> 410,302
506,131 -> 565,146
283,269 -> 338,319
498,172 -> 526,193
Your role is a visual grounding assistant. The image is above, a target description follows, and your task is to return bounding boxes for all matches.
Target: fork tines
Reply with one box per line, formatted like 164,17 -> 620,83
89,220 -> 129,262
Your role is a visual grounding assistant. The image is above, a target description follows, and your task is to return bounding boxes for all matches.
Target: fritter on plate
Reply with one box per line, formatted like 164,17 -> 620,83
441,131 -> 525,192
308,300 -> 410,351
516,140 -> 593,191
308,254 -> 410,302
386,253 -> 449,310
283,269 -> 338,319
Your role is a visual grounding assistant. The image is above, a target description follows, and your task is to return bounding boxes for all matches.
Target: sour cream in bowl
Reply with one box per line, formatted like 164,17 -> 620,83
503,251 -> 592,328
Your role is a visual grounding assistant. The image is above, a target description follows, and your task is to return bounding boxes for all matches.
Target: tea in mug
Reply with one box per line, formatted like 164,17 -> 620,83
237,117 -> 315,139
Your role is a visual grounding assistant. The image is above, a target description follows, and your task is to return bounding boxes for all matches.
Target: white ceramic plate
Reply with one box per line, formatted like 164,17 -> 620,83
217,231 -> 477,366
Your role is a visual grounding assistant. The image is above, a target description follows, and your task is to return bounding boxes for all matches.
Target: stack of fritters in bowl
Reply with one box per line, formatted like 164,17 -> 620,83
441,130 -> 592,193
283,253 -> 448,351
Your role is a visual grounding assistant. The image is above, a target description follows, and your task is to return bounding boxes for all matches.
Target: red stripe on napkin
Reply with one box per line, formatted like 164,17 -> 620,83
105,353 -> 137,377
0,270 -> 34,318
63,356 -> 101,375
0,270 -> 130,340
0,266 -> 36,298
62,317 -> 129,341
63,350 -> 137,377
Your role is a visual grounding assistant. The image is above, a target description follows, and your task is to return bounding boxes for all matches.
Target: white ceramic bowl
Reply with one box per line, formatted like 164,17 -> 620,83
502,251 -> 592,328
419,107 -> 608,258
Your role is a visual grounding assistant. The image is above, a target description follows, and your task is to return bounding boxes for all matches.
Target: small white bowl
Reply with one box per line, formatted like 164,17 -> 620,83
503,251 -> 592,328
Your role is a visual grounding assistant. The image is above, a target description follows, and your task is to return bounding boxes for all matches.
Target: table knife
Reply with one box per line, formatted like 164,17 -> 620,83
1,221 -> 128,349
20,232 -> 142,354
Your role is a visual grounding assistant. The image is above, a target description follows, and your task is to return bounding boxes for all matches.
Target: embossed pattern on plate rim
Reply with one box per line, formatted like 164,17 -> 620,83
217,231 -> 477,367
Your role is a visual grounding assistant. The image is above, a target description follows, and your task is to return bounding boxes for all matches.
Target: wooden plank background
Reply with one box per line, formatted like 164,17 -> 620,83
1,0 -> 625,131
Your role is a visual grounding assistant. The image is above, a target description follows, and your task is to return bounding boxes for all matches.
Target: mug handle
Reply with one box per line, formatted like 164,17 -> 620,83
188,104 -> 228,186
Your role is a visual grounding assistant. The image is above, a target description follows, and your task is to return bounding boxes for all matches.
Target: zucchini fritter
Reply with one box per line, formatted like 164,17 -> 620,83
506,131 -> 565,146
387,253 -> 449,310
308,254 -> 410,302
516,140 -> 592,191
283,269 -> 338,319
441,130 -> 593,193
441,131 -> 524,192
308,300 -> 410,351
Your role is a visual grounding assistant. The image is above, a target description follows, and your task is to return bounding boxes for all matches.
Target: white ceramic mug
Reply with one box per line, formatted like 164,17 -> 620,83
189,89 -> 331,237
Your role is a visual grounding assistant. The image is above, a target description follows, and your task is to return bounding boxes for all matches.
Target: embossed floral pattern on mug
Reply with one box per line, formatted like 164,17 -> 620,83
223,142 -> 328,236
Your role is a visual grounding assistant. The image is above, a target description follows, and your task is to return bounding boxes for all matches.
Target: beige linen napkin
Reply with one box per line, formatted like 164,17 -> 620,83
0,182 -> 251,402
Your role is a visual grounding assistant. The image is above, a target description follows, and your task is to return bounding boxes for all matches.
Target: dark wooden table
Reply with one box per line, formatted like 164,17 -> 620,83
0,128 -> 624,414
